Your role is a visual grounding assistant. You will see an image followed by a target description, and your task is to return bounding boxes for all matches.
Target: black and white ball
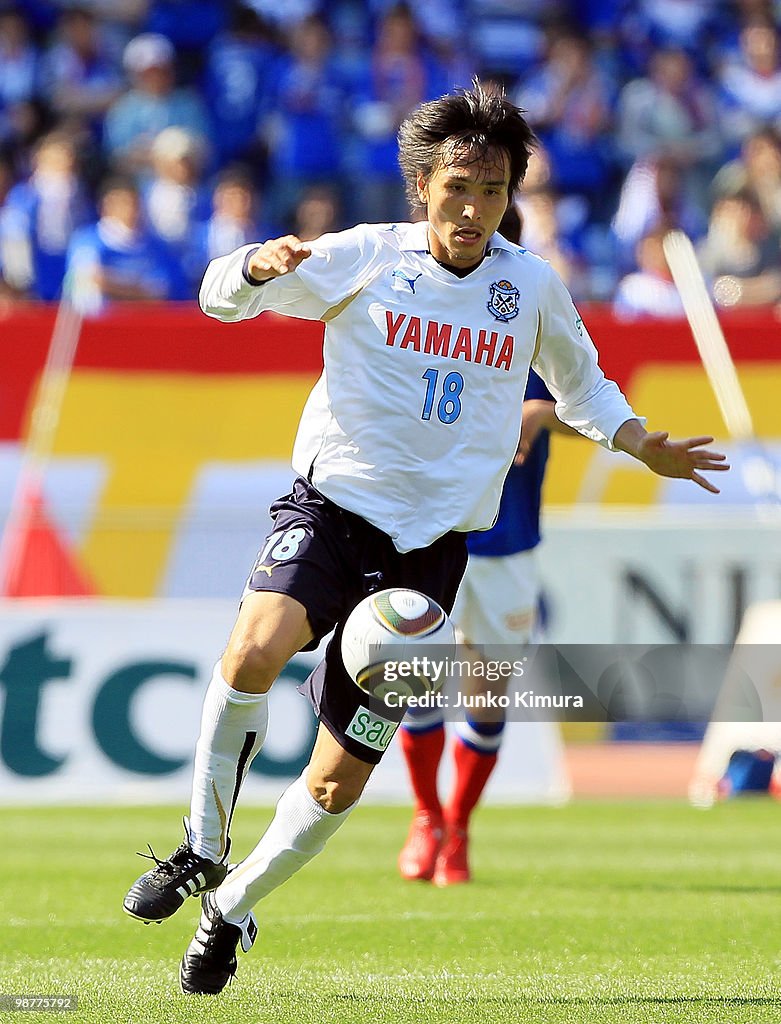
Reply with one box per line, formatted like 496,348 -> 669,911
341,588 -> 455,702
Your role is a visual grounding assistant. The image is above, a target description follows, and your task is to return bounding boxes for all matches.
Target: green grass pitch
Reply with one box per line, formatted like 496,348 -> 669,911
3,800 -> 781,1023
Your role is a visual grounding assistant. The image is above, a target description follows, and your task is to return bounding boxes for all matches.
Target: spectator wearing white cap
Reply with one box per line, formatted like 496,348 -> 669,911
142,126 -> 209,247
104,32 -> 209,173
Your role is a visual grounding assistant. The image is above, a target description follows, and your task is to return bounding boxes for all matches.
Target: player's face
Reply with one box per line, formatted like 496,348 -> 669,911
419,146 -> 510,269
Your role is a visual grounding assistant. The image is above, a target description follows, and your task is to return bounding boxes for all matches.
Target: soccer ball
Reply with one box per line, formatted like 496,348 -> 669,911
341,588 -> 455,703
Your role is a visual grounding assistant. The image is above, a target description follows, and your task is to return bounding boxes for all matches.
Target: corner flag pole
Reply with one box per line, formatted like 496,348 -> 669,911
662,230 -> 754,441
0,298 -> 84,594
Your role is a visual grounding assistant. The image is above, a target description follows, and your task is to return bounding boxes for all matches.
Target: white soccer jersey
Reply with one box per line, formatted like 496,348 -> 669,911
200,221 -> 638,552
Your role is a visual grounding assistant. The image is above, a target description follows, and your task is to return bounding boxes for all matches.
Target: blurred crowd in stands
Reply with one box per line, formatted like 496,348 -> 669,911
1,0 -> 781,316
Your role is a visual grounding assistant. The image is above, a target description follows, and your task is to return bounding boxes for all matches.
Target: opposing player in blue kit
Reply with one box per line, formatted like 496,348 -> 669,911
122,82 -> 728,995
398,204 -> 575,886
398,368 -> 567,886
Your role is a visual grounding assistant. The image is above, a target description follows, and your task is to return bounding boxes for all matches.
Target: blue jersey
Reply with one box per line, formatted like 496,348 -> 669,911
466,370 -> 552,558
66,220 -> 189,313
203,33 -> 278,163
267,57 -> 347,178
1,180 -> 92,301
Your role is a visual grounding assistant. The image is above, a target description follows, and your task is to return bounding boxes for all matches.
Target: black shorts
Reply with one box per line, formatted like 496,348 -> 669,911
246,477 -> 468,765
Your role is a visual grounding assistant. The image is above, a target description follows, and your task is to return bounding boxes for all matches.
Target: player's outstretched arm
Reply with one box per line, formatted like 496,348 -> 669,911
614,420 -> 730,494
245,235 -> 312,282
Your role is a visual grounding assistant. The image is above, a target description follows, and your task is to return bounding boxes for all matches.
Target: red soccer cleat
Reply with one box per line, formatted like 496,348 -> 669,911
398,810 -> 443,881
433,826 -> 470,886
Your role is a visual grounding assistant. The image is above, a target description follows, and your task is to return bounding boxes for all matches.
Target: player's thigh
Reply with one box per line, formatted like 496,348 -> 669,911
222,590 -> 314,693
227,478 -> 357,692
457,548 -> 540,658
306,721 -> 376,813
451,566 -> 475,641
244,478 -> 355,638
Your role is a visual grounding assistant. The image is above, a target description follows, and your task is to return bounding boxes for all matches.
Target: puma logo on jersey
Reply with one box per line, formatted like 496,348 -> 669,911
392,269 -> 423,293
384,311 -> 515,371
255,563 -> 277,577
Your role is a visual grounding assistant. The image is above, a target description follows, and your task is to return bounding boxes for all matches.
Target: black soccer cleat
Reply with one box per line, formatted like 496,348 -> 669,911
123,821 -> 229,923
180,891 -> 258,995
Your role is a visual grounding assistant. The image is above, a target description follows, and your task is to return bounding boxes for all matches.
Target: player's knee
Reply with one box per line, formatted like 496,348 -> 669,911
221,639 -> 282,694
308,774 -> 365,814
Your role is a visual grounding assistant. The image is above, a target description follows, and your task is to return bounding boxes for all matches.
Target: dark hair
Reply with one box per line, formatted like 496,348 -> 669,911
722,187 -> 762,213
34,129 -> 76,158
397,80 -> 536,211
215,164 -> 255,192
498,203 -> 522,245
98,173 -> 138,201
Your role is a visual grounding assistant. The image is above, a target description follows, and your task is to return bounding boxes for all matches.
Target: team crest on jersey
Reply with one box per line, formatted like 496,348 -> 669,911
487,280 -> 520,322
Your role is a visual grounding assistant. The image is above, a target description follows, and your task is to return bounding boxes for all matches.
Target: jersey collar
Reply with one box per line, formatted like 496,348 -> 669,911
398,219 -> 518,255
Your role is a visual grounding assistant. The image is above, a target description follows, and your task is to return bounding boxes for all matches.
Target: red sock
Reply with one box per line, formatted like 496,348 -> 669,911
399,726 -> 445,814
446,737 -> 498,831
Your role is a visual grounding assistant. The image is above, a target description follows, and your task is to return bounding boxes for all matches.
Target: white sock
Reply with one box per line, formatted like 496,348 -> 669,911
214,769 -> 353,924
188,663 -> 269,861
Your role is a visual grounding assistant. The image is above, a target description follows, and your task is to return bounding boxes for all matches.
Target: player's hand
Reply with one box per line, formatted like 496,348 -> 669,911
636,432 -> 730,494
247,236 -> 312,282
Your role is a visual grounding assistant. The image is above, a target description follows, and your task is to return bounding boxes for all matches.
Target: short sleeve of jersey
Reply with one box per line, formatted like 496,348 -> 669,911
524,368 -> 554,404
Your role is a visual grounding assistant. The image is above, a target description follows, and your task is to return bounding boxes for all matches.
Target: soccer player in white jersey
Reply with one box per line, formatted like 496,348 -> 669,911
122,82 -> 728,995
